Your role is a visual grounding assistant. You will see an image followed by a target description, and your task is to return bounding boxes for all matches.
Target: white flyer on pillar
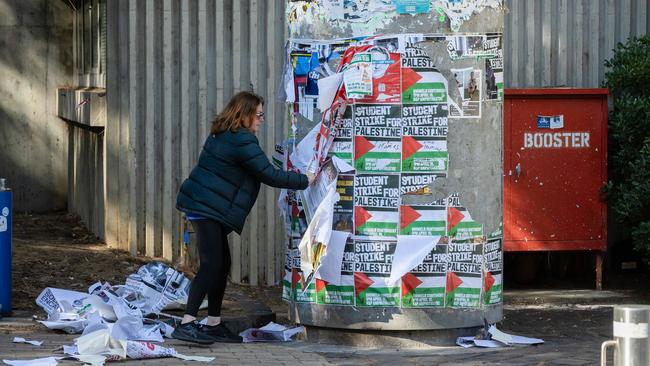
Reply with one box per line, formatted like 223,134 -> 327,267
388,235 -> 441,284
317,72 -> 343,112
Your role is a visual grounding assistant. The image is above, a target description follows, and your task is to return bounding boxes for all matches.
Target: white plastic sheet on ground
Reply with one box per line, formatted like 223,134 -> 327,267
239,322 -> 305,343
456,325 -> 544,348
2,357 -> 61,366
12,337 -> 43,347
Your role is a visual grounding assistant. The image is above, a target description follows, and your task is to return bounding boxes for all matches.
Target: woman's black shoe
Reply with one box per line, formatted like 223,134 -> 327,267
171,321 -> 215,345
204,323 -> 243,343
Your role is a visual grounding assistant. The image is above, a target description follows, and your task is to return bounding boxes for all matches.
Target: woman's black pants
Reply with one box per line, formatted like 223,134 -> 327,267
184,219 -> 231,317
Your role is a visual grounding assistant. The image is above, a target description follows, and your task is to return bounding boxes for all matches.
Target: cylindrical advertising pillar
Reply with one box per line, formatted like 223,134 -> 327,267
0,178 -> 12,315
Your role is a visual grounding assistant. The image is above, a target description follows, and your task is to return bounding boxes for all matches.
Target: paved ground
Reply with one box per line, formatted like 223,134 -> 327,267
1,288 -> 638,365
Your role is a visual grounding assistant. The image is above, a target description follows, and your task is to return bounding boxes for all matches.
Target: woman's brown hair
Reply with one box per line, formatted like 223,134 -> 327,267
211,91 -> 264,134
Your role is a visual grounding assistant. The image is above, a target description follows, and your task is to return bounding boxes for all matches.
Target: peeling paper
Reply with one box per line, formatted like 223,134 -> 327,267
314,230 -> 351,285
388,235 -> 441,284
317,72 -> 344,112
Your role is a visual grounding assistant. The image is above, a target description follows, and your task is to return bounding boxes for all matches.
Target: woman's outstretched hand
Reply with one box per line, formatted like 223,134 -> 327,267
306,172 -> 317,185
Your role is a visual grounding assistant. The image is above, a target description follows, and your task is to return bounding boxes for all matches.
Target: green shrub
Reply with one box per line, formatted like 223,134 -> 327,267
604,36 -> 650,255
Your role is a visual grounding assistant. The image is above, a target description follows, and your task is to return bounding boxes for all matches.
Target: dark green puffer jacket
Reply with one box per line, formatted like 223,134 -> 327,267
176,128 -> 308,234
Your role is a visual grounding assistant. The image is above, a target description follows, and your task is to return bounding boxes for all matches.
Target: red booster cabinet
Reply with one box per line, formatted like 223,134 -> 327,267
503,88 -> 608,289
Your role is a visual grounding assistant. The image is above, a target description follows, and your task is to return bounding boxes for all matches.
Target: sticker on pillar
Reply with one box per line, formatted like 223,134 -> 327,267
353,239 -> 400,307
400,173 -> 445,195
333,174 -> 354,233
400,200 -> 446,236
344,52 -> 373,99
352,49 -> 401,104
317,240 -> 355,305
484,34 -> 503,101
483,236 -> 502,305
402,243 -> 448,308
449,67 -> 481,118
393,0 -> 430,14
401,45 -> 448,104
327,105 -> 353,166
446,193 -> 483,239
353,104 -> 401,173
354,174 -> 400,238
445,238 -> 484,308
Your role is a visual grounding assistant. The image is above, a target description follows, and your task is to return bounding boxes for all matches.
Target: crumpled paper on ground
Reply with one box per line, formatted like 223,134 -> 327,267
239,322 -> 305,343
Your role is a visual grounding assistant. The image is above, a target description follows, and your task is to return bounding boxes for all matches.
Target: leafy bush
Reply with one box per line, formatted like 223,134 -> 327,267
604,36 -> 650,255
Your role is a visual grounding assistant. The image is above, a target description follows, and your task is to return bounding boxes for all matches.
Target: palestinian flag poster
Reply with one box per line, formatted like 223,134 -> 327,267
295,276 -> 317,304
353,104 -> 401,173
401,104 -> 449,173
317,240 -> 355,305
401,244 -> 448,308
400,200 -> 447,236
401,44 -> 448,104
352,51 -> 401,104
333,174 -> 354,233
400,173 -> 445,195
353,174 -> 400,238
353,239 -> 400,307
483,236 -> 502,305
445,238 -> 484,308
446,193 -> 483,239
283,237 -> 302,302
327,105 -> 353,166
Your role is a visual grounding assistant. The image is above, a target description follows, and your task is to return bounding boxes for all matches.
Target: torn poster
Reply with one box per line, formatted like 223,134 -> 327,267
446,193 -> 483,239
401,104 -> 449,173
388,235 -> 440,285
344,52 -> 373,99
354,239 -> 400,307
333,174 -> 354,233
401,45 -> 448,104
354,174 -> 400,237
351,49 -> 401,104
401,243 -> 448,307
317,239 -> 355,305
445,238 -> 484,308
314,230 -> 351,285
400,200 -> 446,236
300,159 -> 340,222
400,173 -> 444,195
483,235 -> 502,305
317,72 -> 344,112
353,104 -> 402,173
327,105 -> 353,166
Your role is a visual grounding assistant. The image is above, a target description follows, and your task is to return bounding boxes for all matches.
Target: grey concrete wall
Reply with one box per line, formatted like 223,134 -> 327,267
0,0 -> 73,212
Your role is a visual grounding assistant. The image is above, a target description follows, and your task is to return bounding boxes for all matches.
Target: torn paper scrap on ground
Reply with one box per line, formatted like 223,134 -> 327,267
2,357 -> 61,366
299,180 -> 340,279
488,325 -> 544,345
12,337 -> 43,346
388,235 -> 441,284
35,288 -> 88,315
239,322 -> 305,343
122,262 -> 192,315
456,336 -> 503,348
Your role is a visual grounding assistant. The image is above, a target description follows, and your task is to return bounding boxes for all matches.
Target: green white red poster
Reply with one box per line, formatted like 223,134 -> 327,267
353,239 -> 400,307
353,104 -> 402,173
446,193 -> 483,239
401,104 -> 449,173
400,173 -> 444,195
445,238 -> 483,308
401,44 -> 448,104
317,240 -> 355,305
328,105 -> 353,166
400,200 -> 447,236
353,174 -> 400,237
483,236 -> 502,305
401,244 -> 447,308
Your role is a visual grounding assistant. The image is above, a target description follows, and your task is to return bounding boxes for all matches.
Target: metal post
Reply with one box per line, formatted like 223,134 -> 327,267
601,305 -> 650,366
0,178 -> 12,315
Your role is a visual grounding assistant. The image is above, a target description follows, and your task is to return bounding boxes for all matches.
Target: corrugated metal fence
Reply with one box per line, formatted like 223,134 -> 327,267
504,0 -> 649,88
74,0 -> 649,286
104,0 -> 288,285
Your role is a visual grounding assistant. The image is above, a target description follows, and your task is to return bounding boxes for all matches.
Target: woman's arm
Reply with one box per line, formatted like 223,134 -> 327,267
235,131 -> 309,190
